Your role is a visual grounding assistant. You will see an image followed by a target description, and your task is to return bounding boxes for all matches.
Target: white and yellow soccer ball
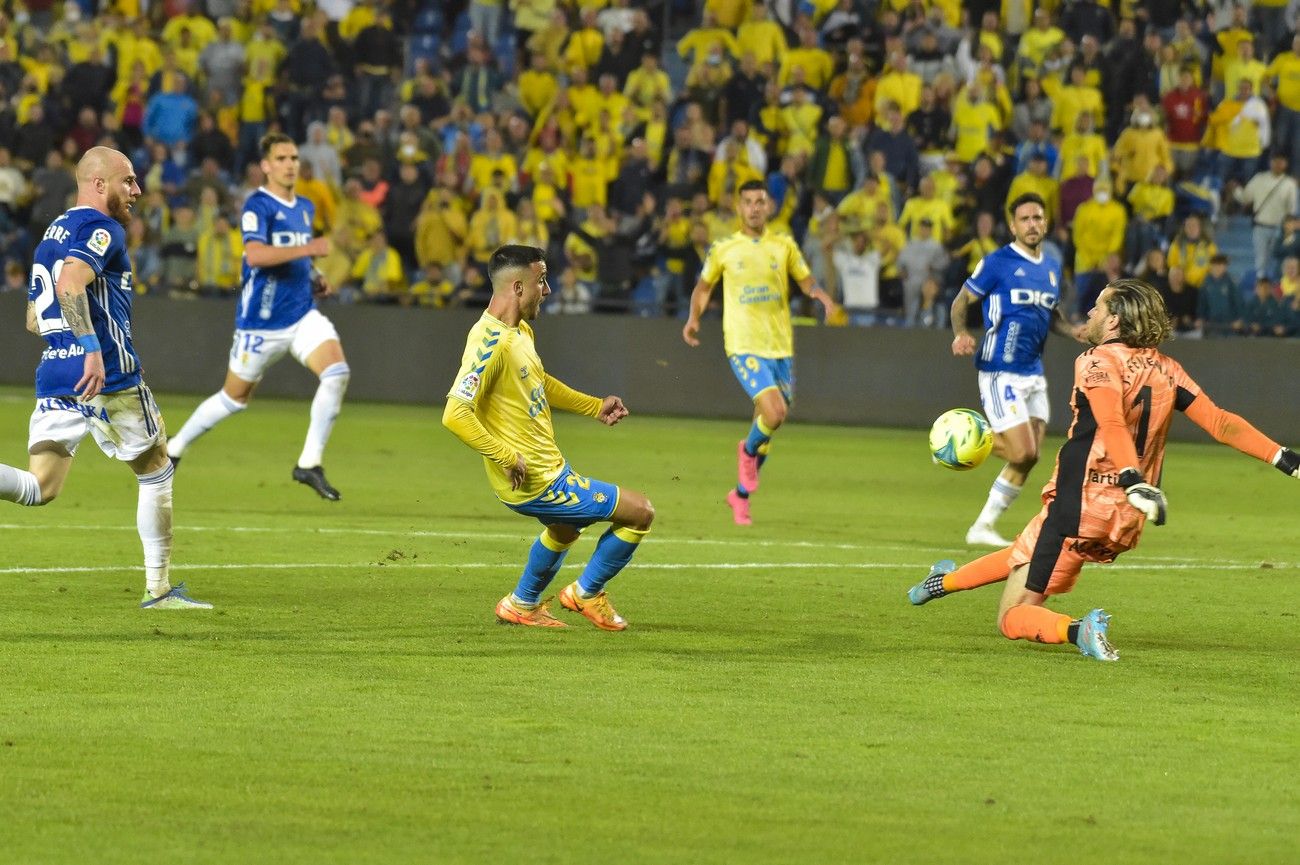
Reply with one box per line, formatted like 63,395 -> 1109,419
929,408 -> 993,471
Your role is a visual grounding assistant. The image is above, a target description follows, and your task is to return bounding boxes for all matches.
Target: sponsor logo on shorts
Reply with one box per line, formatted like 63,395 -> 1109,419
38,397 -> 109,421
87,228 -> 112,256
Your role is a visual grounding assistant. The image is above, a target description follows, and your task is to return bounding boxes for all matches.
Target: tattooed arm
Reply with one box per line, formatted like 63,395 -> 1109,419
54,257 -> 106,399
26,301 -> 37,334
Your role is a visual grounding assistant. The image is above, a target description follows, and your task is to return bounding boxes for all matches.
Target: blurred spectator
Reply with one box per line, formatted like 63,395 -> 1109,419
898,176 -> 954,243
300,121 -> 344,190
1206,79 -> 1270,200
350,230 -> 409,304
0,146 -> 29,218
28,151 -> 76,236
195,212 -> 242,297
1167,214 -> 1217,292
1235,153 -> 1298,280
383,161 -> 430,271
144,73 -> 199,147
897,217 -> 947,326
354,11 -> 399,119
1197,254 -> 1244,337
822,216 -> 881,326
1125,164 -> 1174,268
1267,34 -> 1300,172
1273,215 -> 1300,277
551,266 -> 595,314
160,204 -> 200,295
409,263 -> 455,309
1072,179 -> 1126,303
1243,276 -> 1290,337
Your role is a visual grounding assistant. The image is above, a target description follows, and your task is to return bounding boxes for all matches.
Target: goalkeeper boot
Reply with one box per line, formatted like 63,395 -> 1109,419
726,489 -> 752,526
495,594 -> 567,628
293,465 -> 341,501
737,440 -> 760,492
140,583 -> 213,610
559,582 -> 627,631
1076,608 -> 1119,661
908,559 -> 957,606
965,522 -> 1011,547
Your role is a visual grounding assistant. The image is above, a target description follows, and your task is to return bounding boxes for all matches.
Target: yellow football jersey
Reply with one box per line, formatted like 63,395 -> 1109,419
447,313 -> 565,504
700,230 -> 811,358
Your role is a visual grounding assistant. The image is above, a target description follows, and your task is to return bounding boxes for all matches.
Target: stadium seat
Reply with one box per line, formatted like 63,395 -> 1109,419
412,7 -> 442,36
408,33 -> 442,74
449,12 -> 472,55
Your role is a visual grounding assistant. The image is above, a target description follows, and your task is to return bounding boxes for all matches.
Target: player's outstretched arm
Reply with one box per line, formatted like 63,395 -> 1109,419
949,288 -> 977,355
244,237 -> 331,269
543,375 -> 604,419
54,256 -> 105,399
1181,391 -> 1296,476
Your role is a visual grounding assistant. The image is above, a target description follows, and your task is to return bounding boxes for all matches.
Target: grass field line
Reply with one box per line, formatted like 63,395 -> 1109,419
2,559 -> 1294,576
0,521 -> 1283,569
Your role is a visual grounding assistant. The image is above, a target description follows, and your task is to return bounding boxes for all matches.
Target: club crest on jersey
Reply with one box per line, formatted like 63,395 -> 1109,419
454,371 -> 481,400
519,367 -> 529,379
87,228 -> 111,256
241,211 -> 258,232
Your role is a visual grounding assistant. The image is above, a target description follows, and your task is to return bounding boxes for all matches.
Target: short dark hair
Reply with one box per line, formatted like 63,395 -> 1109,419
738,179 -> 766,195
259,132 -> 294,159
1210,253 -> 1229,264
1007,192 -> 1046,219
488,244 -> 545,285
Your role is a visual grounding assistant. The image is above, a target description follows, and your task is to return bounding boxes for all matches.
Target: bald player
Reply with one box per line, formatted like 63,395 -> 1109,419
442,244 -> 655,630
0,146 -> 211,609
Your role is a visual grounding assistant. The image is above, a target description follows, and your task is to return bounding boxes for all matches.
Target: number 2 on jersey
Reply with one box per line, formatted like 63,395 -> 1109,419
30,260 -> 67,335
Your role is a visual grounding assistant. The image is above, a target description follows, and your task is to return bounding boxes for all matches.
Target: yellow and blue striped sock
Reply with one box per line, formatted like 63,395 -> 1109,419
577,526 -> 649,597
743,418 -> 774,457
512,530 -> 578,605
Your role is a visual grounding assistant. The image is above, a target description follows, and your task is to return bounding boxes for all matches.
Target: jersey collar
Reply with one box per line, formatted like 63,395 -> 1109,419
1009,242 -> 1044,264
258,186 -> 298,206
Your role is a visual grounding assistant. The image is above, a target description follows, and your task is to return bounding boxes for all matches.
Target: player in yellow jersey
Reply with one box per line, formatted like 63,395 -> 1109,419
443,246 -> 655,630
910,280 -> 1298,660
682,179 -> 839,525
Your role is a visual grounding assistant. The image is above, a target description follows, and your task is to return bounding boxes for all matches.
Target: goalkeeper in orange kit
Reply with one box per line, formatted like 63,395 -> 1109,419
908,279 -> 1299,660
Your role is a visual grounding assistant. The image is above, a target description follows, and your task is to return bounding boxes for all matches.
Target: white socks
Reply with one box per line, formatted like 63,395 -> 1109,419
137,461 -> 175,597
0,463 -> 42,506
297,362 -> 349,469
975,477 -> 1022,528
168,390 -> 246,458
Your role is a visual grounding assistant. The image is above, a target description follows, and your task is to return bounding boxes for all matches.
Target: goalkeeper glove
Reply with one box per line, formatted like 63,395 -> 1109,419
1119,468 -> 1167,526
1274,448 -> 1299,479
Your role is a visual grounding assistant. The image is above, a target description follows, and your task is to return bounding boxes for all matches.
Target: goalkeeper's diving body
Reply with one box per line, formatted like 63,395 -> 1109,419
908,279 -> 1298,661
442,244 -> 654,630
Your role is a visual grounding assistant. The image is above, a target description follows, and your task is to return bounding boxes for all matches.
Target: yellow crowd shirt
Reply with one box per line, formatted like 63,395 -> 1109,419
700,230 -> 811,358
1266,52 -> 1300,111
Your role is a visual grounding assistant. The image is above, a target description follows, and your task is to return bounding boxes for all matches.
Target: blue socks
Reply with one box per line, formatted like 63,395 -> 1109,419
743,417 -> 773,457
511,531 -> 577,605
577,526 -> 649,597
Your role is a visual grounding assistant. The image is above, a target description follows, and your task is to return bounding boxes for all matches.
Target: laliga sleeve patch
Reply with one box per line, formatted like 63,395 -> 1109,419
87,228 -> 112,256
453,371 -> 481,401
242,211 -> 259,232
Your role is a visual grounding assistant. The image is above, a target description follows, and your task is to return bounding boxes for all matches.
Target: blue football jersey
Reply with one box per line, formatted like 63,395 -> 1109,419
963,244 -> 1062,375
29,207 -> 142,398
238,188 -> 317,330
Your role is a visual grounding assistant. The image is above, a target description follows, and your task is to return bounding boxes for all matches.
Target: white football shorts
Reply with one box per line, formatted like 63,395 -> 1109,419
977,371 -> 1050,434
28,384 -> 165,461
228,308 -> 339,382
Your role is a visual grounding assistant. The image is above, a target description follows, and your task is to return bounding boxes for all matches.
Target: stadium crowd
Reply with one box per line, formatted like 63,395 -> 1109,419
0,0 -> 1298,336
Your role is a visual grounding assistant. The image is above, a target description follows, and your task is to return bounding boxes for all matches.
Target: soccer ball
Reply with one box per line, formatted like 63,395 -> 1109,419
929,409 -> 993,471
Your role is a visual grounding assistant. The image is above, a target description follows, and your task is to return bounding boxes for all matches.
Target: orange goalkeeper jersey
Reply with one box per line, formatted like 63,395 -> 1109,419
1042,341 -> 1280,519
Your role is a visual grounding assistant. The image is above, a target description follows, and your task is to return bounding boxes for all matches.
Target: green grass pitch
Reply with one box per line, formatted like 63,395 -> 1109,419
1,386 -> 1296,864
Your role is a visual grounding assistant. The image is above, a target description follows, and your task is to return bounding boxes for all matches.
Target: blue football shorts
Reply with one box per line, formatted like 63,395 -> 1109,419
506,464 -> 620,528
728,354 -> 794,404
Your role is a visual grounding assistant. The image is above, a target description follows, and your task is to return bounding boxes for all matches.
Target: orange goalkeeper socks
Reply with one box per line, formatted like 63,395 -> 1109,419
999,604 -> 1072,644
942,547 -> 1013,592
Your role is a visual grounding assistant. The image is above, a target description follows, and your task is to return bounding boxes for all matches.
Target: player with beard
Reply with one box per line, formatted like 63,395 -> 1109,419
443,245 -> 655,630
909,279 -> 1297,660
682,179 -> 840,526
949,193 -> 1086,548
0,146 -> 211,609
166,132 -> 348,501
